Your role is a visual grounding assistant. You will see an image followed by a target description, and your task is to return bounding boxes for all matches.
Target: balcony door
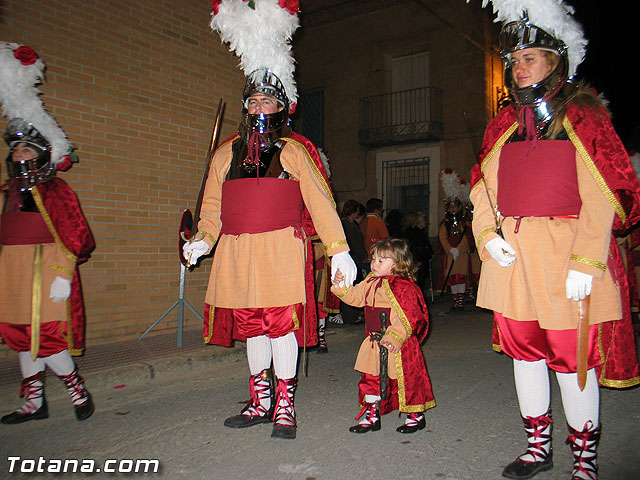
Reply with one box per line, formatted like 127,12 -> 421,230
391,52 -> 430,134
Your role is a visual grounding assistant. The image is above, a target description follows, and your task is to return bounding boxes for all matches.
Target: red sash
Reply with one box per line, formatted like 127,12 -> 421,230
0,211 -> 55,245
498,140 -> 581,217
220,178 -> 304,235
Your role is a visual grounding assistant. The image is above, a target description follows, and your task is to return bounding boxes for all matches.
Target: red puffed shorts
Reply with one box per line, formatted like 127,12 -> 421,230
0,322 -> 68,357
232,304 -> 304,339
494,312 -> 601,373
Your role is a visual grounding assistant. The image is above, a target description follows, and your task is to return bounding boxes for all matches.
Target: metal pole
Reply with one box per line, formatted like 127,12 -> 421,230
138,263 -> 201,347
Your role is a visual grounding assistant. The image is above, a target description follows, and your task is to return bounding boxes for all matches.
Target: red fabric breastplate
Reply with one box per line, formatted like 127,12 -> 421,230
220,177 -> 304,235
0,211 -> 55,245
498,140 -> 581,217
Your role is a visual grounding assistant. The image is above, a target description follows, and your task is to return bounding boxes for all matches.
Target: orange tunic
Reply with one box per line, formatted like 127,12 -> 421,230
198,138 -> 348,309
360,214 -> 389,252
471,143 -> 621,330
0,191 -> 80,326
438,220 -> 471,281
332,275 -> 409,379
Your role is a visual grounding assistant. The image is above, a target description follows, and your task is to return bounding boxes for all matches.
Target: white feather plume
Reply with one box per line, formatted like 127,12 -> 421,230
0,42 -> 72,165
210,0 -> 299,106
473,0 -> 587,76
440,169 -> 462,200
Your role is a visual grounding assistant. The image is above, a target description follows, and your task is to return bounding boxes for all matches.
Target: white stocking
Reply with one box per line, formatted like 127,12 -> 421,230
513,359 -> 552,462
18,351 -> 45,378
246,335 -> 272,375
555,368 -> 600,430
43,350 -> 76,376
17,352 -> 45,411
513,358 -> 550,417
270,332 -> 298,379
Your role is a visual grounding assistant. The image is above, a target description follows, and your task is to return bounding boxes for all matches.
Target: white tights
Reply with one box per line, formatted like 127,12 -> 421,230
513,359 -> 600,430
246,332 -> 298,380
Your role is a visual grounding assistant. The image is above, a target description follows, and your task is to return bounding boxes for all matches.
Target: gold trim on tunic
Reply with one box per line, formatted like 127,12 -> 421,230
477,227 -> 495,248
281,137 -> 336,206
324,240 -> 347,252
570,254 -> 607,272
563,116 -> 627,226
31,187 -> 77,264
30,244 -> 43,360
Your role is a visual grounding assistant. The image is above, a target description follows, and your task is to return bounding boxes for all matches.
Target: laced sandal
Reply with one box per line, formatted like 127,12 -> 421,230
225,369 -> 274,428
396,412 -> 425,433
1,372 -> 48,424
271,377 -> 297,439
566,421 -> 600,480
58,367 -> 94,421
349,401 -> 381,433
502,411 -> 554,479
317,322 -> 328,354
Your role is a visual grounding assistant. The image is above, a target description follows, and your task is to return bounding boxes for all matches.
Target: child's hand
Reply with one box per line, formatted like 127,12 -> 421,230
381,340 -> 398,354
332,268 -> 344,286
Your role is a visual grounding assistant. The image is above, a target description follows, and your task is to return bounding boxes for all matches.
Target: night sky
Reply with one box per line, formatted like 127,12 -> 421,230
568,0 -> 638,149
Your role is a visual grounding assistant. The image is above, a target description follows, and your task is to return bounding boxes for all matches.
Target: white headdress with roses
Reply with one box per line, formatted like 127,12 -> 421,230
209,0 -> 300,109
0,42 -> 75,169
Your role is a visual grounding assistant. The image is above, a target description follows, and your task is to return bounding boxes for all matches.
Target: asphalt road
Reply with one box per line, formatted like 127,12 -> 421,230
1,307 -> 639,479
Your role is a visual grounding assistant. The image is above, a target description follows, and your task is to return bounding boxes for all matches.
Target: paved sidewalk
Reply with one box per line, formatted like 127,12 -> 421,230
0,297 -> 478,402
0,327 -> 246,401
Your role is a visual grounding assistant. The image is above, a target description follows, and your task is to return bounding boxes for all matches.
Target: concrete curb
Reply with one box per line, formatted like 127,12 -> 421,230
0,344 -> 247,405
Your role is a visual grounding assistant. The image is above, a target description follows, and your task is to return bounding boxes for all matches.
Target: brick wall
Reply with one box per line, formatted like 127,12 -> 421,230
1,0 -> 244,346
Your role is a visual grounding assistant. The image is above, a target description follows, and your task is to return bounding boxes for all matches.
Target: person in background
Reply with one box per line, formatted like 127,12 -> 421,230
469,2 -> 640,478
384,208 -> 404,238
0,42 -> 95,425
360,197 -> 389,252
402,211 -> 433,294
334,199 -> 368,325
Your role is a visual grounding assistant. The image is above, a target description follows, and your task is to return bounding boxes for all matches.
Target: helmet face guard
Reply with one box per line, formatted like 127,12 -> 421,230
4,119 -> 54,186
241,69 -> 290,138
499,20 -> 569,107
6,154 -> 54,187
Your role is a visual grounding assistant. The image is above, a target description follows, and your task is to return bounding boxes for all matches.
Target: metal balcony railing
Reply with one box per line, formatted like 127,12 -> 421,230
359,87 -> 444,147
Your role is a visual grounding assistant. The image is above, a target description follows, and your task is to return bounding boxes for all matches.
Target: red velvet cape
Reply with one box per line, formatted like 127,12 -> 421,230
0,178 -> 95,355
472,104 -> 640,388
371,275 -> 436,414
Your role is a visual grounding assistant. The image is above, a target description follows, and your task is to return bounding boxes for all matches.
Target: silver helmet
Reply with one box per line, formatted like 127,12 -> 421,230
4,118 -> 55,187
499,18 -> 570,108
241,68 -> 290,137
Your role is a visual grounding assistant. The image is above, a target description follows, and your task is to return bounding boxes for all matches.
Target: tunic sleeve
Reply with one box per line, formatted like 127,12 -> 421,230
280,143 -> 348,256
470,160 -> 501,261
196,141 -> 234,248
568,155 -> 616,279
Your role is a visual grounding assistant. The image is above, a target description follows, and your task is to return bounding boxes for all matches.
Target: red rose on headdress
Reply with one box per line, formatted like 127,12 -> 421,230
55,155 -> 73,172
279,0 -> 299,14
459,179 -> 467,185
444,167 -> 453,174
13,46 -> 39,66
211,0 -> 222,15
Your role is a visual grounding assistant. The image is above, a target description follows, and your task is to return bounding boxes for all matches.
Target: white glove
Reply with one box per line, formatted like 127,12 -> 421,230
449,247 -> 460,261
565,269 -> 593,301
182,239 -> 210,265
485,237 -> 516,267
331,251 -> 357,287
50,276 -> 71,303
